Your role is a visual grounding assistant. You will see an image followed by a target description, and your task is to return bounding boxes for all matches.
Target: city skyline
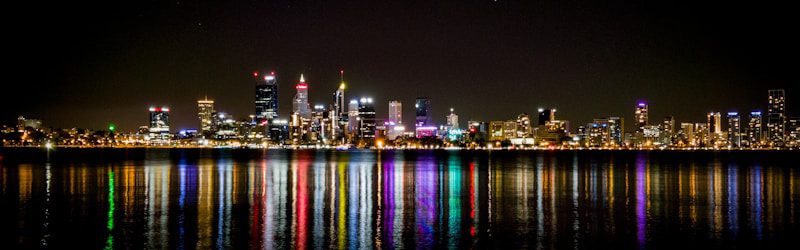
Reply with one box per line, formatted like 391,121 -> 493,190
3,1 -> 798,131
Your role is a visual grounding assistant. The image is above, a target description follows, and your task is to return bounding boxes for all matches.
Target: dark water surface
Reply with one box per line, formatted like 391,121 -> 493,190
1,148 -> 799,249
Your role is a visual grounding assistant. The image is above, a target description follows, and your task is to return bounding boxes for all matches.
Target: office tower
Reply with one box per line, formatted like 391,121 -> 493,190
255,71 -> 279,125
727,112 -> 741,148
661,116 -> 675,145
148,106 -> 170,141
516,113 -> 531,138
348,99 -> 359,133
766,89 -> 785,145
357,97 -> 377,144
388,100 -> 402,124
608,117 -> 624,146
635,102 -> 648,131
747,111 -> 763,147
707,112 -> 722,134
333,71 -> 347,126
447,108 -> 459,129
537,108 -> 555,126
415,97 -> 432,126
489,121 -> 505,141
503,120 -> 517,139
293,74 -> 312,119
788,117 -> 800,146
197,97 -> 215,136
694,123 -> 709,146
680,123 -> 695,145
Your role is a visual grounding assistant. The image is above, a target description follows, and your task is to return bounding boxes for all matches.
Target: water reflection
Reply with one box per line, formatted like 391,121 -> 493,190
1,149 -> 798,249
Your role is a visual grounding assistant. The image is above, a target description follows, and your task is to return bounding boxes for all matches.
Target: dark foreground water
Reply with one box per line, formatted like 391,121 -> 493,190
1,149 -> 799,249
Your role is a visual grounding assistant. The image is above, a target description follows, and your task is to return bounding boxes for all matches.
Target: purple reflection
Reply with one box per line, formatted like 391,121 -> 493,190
384,160 -> 396,247
416,157 -> 437,248
636,156 -> 646,249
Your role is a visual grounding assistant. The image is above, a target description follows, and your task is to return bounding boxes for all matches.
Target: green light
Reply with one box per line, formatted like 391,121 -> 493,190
105,171 -> 115,250
108,123 -> 116,132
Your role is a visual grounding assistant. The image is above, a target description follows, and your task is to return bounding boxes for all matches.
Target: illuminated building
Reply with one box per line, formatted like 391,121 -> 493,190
348,99 -> 359,134
389,100 -> 402,124
787,117 -> 800,147
197,97 -> 214,137
516,113 -> 531,138
503,120 -> 517,139
446,108 -> 459,129
694,123 -> 709,146
609,117 -> 624,146
635,102 -> 648,132
357,97 -> 377,145
415,97 -> 435,138
293,74 -> 312,119
537,108 -> 555,126
661,116 -> 675,145
766,89 -> 785,146
255,71 -> 278,125
727,112 -> 741,148
679,123 -> 695,145
332,71 -> 347,140
489,121 -> 505,141
747,111 -> 763,147
415,97 -> 432,127
386,100 -> 404,140
148,106 -> 170,142
707,111 -> 722,137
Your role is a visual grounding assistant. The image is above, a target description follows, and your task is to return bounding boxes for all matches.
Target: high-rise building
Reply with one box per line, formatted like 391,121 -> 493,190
680,123 -> 695,145
388,100 -> 402,124
609,117 -> 624,146
766,89 -> 785,146
727,112 -> 741,148
747,111 -> 763,147
333,71 -> 347,127
255,71 -> 278,125
348,99 -> 359,134
661,116 -> 675,145
516,113 -> 531,138
635,102 -> 648,132
707,112 -> 722,134
447,108 -> 459,129
787,117 -> 800,146
197,97 -> 215,136
357,97 -> 377,144
537,108 -> 555,126
148,106 -> 170,142
415,97 -> 432,127
707,112 -> 722,145
293,74 -> 312,119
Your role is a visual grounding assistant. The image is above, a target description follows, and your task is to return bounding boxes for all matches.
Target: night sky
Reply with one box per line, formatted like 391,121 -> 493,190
4,0 -> 798,132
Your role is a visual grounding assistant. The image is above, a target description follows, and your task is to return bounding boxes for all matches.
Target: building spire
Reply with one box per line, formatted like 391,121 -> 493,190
300,74 -> 305,83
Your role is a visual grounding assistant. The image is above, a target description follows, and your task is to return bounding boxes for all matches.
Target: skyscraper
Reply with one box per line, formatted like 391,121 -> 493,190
707,112 -> 722,145
609,117 -> 624,146
197,97 -> 215,136
415,97 -> 432,126
348,99 -> 359,134
727,112 -> 741,148
293,74 -> 312,119
747,111 -> 763,147
255,71 -> 278,125
516,113 -> 530,138
767,89 -> 785,146
333,71 -> 347,126
635,102 -> 648,132
357,97 -> 377,144
148,106 -> 170,142
447,108 -> 459,129
537,108 -> 555,126
388,100 -> 402,124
